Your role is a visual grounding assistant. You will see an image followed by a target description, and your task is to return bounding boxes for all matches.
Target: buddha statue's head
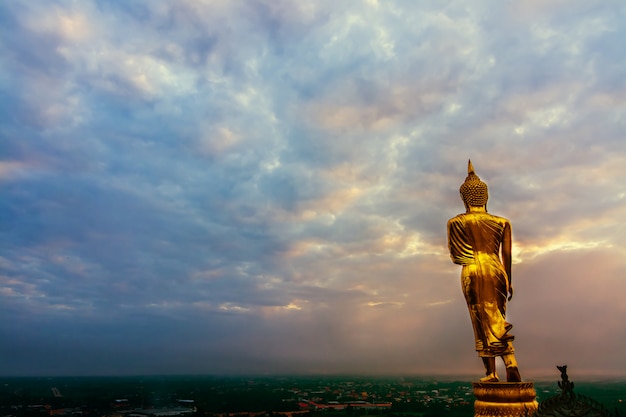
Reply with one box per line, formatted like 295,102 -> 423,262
460,160 -> 488,210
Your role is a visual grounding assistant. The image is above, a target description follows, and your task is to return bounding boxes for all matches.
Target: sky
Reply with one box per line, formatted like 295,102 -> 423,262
1,0 -> 625,379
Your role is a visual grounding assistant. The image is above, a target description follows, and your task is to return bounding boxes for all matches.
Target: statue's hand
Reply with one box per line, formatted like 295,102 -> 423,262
508,286 -> 514,301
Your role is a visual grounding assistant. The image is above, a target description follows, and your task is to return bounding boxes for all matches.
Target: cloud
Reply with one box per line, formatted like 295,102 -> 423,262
1,0 -> 625,377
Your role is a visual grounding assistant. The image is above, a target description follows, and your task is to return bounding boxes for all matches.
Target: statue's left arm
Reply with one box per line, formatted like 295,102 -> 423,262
502,220 -> 513,301
447,217 -> 472,265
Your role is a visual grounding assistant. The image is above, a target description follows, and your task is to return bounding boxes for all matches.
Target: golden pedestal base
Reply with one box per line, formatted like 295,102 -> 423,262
473,382 -> 538,417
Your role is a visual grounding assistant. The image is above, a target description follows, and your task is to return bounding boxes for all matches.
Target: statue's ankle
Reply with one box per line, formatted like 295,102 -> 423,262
506,366 -> 522,382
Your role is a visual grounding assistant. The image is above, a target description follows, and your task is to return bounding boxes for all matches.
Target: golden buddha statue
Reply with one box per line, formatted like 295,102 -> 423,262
447,160 -> 522,382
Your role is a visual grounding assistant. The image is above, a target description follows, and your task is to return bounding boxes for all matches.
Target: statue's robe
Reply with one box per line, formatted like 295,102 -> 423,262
447,212 -> 515,357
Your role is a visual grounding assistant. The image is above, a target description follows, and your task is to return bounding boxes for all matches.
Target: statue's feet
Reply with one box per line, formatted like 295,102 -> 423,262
506,366 -> 522,382
480,373 -> 499,382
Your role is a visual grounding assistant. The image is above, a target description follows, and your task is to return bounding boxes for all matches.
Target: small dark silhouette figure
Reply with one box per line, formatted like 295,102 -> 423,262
533,365 -> 617,417
557,365 -> 575,396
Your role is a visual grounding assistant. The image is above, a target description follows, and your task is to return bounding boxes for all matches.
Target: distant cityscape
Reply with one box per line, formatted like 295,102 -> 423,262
1,376 -> 624,417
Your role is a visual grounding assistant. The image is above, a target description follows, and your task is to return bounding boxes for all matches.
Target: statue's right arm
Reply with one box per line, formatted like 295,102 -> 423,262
502,220 -> 513,300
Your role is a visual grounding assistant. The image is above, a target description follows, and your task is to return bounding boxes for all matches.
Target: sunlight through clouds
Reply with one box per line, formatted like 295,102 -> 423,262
516,240 -> 612,262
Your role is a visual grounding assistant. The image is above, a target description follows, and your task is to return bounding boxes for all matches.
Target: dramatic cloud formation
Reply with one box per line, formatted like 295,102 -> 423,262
1,0 -> 625,377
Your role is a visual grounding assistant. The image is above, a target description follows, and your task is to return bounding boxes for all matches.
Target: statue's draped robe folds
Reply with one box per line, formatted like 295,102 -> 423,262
447,212 -> 514,357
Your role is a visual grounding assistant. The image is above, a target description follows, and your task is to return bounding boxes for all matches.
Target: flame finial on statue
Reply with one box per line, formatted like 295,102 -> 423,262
468,159 -> 476,175
460,159 -> 489,208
